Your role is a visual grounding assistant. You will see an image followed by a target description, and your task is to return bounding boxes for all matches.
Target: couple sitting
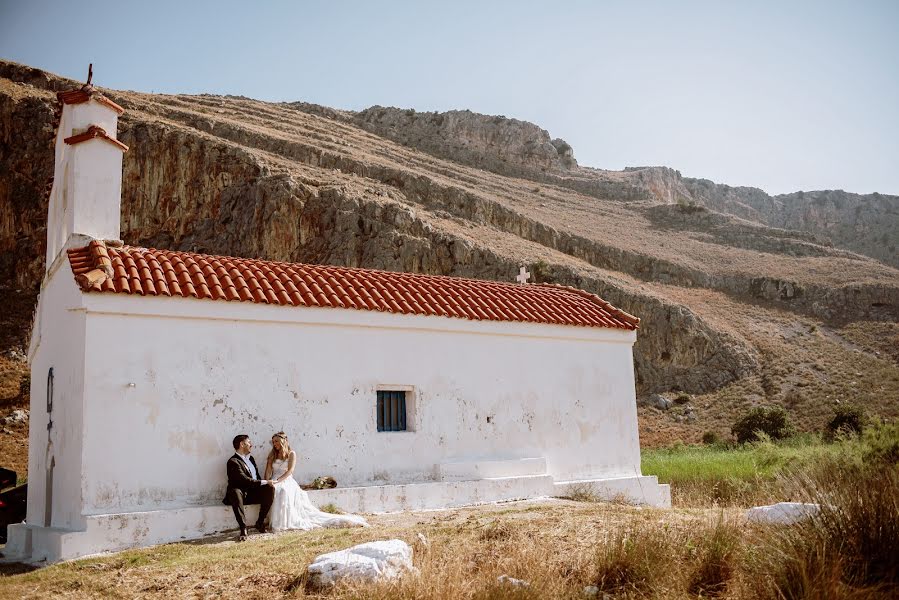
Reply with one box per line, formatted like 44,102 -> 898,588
223,432 -> 368,540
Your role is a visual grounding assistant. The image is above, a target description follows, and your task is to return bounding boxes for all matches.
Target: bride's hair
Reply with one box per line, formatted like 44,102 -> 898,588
270,431 -> 290,461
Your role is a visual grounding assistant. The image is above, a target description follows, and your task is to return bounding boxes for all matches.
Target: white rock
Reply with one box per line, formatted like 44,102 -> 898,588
746,502 -> 819,524
307,539 -> 414,587
497,574 -> 529,587
1,409 -> 28,425
583,584 -> 599,596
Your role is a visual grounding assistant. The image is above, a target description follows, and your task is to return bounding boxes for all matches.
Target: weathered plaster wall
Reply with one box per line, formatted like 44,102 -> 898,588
78,293 -> 642,515
26,256 -> 87,531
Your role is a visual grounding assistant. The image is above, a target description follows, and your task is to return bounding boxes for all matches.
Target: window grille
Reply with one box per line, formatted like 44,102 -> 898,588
376,390 -> 407,432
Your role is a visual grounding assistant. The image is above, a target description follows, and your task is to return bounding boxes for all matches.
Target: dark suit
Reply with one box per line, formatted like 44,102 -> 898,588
222,453 -> 274,531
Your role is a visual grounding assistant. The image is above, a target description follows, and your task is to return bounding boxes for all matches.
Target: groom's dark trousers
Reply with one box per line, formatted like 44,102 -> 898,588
223,453 -> 275,530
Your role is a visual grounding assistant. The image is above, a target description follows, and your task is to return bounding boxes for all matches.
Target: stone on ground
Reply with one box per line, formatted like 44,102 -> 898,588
497,574 -> 529,587
307,539 -> 414,587
641,394 -> 672,410
746,502 -> 820,524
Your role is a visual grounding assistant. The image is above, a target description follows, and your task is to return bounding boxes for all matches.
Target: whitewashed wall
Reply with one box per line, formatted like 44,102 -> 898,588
26,255 -> 88,531
78,292 -> 642,515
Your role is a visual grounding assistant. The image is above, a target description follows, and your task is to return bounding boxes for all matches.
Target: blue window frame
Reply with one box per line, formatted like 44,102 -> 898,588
377,390 -> 407,432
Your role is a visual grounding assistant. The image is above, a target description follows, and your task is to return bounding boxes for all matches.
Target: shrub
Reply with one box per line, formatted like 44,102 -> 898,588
530,260 -> 556,284
860,422 -> 899,466
702,431 -> 720,445
676,198 -> 706,214
673,392 -> 692,405
827,403 -> 866,437
731,406 -> 794,444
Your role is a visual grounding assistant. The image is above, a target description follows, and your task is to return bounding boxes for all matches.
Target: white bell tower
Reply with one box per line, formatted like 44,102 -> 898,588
46,64 -> 128,270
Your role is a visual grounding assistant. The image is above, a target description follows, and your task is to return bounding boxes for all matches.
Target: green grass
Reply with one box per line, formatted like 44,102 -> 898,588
643,436 -> 838,483
640,427 -> 898,506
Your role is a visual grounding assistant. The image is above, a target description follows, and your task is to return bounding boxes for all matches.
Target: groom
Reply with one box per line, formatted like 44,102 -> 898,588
223,434 -> 275,541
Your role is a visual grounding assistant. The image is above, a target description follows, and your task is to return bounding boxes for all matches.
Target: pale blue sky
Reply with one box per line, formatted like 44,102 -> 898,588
2,1 -> 897,195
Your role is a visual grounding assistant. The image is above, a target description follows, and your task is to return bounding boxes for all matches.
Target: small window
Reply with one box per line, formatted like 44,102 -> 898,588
377,390 -> 407,432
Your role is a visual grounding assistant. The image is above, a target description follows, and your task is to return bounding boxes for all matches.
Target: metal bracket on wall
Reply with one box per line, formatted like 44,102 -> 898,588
47,367 -> 54,432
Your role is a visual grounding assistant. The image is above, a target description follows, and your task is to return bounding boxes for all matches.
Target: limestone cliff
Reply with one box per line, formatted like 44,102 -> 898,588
354,107 -> 577,178
684,180 -> 899,268
344,103 -> 898,269
1,60 -> 898,423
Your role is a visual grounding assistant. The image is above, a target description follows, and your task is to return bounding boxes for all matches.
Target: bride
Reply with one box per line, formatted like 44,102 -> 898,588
263,431 -> 368,531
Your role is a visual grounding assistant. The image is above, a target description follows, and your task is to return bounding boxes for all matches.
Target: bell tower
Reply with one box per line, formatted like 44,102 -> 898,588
46,64 -> 128,270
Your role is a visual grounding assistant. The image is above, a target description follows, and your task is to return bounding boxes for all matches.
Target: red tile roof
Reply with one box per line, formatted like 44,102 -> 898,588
64,125 -> 129,152
66,241 -> 639,330
57,86 -> 125,115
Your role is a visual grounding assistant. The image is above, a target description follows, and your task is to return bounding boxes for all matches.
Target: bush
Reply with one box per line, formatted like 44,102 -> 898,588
827,403 -> 866,437
674,392 -> 692,405
731,406 -> 794,444
702,431 -> 720,445
860,422 -> 899,466
530,260 -> 555,284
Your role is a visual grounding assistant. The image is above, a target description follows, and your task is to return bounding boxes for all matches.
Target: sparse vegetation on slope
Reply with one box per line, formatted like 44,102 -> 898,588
1,60 -> 898,481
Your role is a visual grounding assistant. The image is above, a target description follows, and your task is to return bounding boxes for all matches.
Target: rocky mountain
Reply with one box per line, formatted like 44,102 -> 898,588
683,180 -> 899,268
342,108 -> 899,269
1,60 -> 898,450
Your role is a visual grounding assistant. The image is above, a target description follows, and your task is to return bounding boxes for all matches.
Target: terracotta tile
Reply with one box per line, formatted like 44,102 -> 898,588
64,125 -> 128,152
65,242 -> 640,330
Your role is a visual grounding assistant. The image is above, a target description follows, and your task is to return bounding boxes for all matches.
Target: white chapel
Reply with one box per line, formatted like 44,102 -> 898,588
6,76 -> 670,563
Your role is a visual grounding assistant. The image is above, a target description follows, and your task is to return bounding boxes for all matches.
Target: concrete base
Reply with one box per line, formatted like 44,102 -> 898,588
4,473 -> 668,564
309,474 -> 554,514
553,475 -> 671,508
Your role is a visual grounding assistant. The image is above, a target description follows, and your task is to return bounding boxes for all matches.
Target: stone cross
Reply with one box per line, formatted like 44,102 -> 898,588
515,266 -> 531,284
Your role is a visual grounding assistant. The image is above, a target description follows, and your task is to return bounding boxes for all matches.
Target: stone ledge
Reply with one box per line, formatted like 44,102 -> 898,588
5,474 -> 669,564
4,475 -> 554,563
553,475 -> 671,508
308,473 -> 554,513
438,457 -> 547,481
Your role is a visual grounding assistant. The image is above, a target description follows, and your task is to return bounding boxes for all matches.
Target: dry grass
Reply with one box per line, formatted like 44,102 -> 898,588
0,500 -> 817,600
744,459 -> 899,599
3,429 -> 897,598
0,501 -> 712,599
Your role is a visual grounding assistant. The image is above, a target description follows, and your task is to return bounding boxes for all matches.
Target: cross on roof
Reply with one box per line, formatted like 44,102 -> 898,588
516,266 -> 531,284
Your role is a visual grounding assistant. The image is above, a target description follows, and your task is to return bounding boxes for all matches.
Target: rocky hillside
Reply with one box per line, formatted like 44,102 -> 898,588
683,180 -> 899,268
342,107 -> 899,269
1,60 -> 898,452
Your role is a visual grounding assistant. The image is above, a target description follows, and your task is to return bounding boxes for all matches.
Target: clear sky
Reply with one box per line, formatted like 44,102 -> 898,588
2,0 -> 897,195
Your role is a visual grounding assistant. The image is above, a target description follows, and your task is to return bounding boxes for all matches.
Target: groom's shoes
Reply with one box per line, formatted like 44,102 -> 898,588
255,521 -> 268,534
238,528 -> 248,542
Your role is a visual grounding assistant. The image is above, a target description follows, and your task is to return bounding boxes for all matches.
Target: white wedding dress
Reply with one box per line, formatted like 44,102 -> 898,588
269,458 -> 368,532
